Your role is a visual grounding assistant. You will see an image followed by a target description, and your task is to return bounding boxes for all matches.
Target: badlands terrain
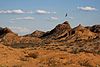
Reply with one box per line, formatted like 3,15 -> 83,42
0,21 -> 100,67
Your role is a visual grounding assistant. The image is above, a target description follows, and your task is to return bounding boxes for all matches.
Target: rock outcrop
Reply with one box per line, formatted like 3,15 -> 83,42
0,27 -> 14,37
69,24 -> 96,40
41,22 -> 97,41
0,21 -> 100,67
0,27 -> 19,45
0,21 -> 100,51
41,21 -> 71,39
86,25 -> 100,33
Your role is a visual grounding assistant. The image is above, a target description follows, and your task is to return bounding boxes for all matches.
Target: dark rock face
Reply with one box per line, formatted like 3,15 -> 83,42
86,25 -> 100,33
0,27 -> 4,35
70,24 -> 84,35
90,25 -> 100,33
41,21 -> 71,39
0,27 -> 13,36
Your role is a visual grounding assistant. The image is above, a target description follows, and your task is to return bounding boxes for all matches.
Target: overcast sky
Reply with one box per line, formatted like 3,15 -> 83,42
0,0 -> 100,35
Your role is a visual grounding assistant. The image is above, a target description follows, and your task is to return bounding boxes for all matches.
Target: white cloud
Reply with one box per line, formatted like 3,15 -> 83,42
77,6 -> 97,11
36,9 -> 56,14
36,10 -> 50,14
0,9 -> 33,14
0,9 -> 56,14
51,16 -> 59,20
9,26 -> 31,34
11,17 -> 35,21
47,16 -> 59,21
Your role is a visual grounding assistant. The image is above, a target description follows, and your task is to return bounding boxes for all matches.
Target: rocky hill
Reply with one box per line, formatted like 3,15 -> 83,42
86,25 -> 100,33
41,21 -> 71,39
0,27 -> 15,37
0,21 -> 100,67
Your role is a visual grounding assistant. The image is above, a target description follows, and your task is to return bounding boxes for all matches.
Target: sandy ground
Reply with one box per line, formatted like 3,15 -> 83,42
0,44 -> 100,67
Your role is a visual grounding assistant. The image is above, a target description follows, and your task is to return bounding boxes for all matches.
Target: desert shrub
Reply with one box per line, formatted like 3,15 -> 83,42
95,50 -> 100,55
39,57 -> 61,67
71,47 -> 80,54
48,58 -> 57,67
55,47 -> 60,50
46,58 -> 60,67
25,52 -> 39,59
38,41 -> 45,46
78,60 -> 93,67
79,48 -> 85,52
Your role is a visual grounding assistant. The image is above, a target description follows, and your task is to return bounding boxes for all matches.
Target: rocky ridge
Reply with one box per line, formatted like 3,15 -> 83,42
0,21 -> 100,67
